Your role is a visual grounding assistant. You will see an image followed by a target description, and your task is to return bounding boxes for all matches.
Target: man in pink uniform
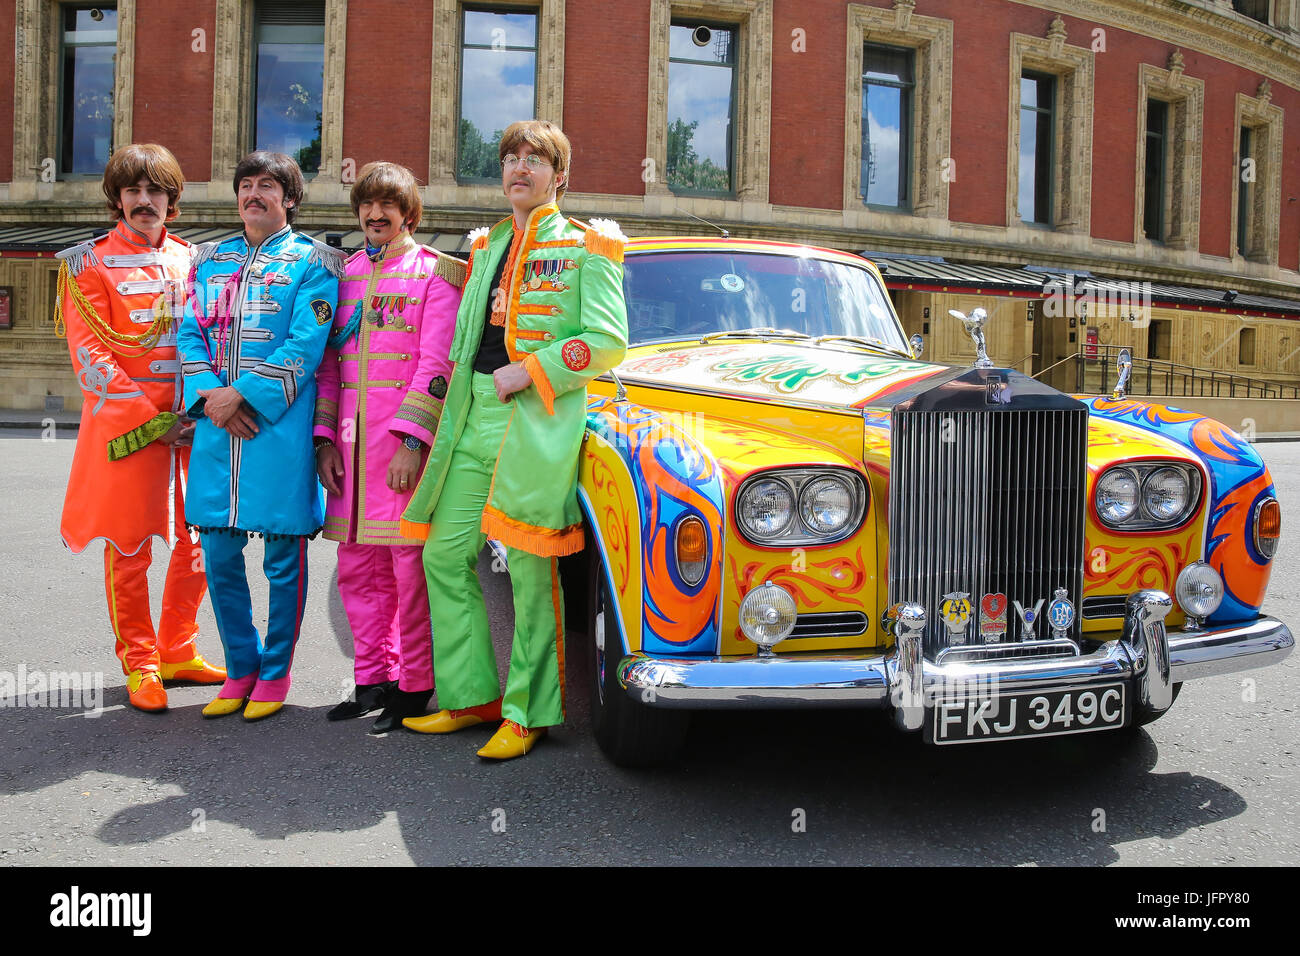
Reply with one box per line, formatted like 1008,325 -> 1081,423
315,162 -> 465,733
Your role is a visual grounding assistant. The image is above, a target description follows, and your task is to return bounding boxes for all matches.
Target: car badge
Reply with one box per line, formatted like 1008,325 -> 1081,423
979,592 -> 1008,643
1012,598 -> 1044,641
939,592 -> 973,645
1047,587 -> 1075,639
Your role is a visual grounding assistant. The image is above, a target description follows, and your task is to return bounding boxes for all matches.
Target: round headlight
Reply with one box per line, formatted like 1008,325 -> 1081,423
1096,468 -> 1139,525
738,581 -> 798,648
1143,467 -> 1191,523
1175,561 -> 1223,622
800,476 -> 853,535
738,478 -> 794,538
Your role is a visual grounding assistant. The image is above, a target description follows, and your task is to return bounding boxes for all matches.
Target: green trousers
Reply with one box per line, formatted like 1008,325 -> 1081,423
422,372 -> 566,728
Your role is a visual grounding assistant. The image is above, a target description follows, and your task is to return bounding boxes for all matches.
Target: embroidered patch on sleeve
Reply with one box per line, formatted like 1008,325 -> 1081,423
429,375 -> 448,399
561,339 -> 591,371
311,299 -> 334,326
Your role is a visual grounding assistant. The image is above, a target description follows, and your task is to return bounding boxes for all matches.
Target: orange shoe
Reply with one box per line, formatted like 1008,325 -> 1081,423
476,720 -> 546,760
158,655 -> 227,684
127,671 -> 168,712
403,698 -> 503,734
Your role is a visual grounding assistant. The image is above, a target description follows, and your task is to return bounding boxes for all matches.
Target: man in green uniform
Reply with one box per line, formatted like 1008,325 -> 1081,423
399,120 -> 628,759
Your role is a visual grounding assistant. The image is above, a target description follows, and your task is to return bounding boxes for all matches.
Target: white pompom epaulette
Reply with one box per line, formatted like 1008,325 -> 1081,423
583,217 -> 629,243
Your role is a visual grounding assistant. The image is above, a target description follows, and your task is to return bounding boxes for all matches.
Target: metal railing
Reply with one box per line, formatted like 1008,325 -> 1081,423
1036,345 -> 1300,399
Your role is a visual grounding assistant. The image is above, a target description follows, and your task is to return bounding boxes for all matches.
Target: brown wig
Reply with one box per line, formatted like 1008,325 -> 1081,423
102,143 -> 185,220
350,162 -> 424,231
498,120 -> 571,200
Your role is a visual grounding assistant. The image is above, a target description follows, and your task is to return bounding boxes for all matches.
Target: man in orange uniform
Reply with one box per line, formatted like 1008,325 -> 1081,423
55,143 -> 225,712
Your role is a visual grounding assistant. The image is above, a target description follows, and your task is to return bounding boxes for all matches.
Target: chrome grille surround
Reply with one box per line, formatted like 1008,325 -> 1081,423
888,399 -> 1088,660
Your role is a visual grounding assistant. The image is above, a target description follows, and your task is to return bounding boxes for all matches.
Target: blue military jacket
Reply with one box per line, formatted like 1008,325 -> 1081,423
177,225 -> 342,535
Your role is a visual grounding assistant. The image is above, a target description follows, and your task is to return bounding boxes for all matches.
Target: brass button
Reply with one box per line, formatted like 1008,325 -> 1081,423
401,354 -> 410,360
410,297 -> 420,304
396,381 -> 405,387
543,333 -> 555,341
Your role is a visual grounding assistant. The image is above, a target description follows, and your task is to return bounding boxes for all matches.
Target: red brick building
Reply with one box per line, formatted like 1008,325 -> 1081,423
2,0 -> 1298,409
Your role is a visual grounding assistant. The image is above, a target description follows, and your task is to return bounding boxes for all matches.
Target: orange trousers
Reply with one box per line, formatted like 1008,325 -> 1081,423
103,526 -> 207,676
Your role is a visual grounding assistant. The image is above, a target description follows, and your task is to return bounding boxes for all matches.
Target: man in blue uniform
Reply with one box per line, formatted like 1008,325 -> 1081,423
177,151 -> 343,720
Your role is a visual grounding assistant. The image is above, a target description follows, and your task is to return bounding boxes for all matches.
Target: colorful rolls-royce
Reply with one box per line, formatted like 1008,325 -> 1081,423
562,237 -> 1291,765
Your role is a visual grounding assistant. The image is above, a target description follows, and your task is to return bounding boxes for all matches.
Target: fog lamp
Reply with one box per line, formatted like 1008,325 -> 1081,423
739,580 -> 797,650
1174,561 -> 1223,626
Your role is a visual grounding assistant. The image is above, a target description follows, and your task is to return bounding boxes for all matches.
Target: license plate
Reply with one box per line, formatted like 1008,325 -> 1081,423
931,684 -> 1126,744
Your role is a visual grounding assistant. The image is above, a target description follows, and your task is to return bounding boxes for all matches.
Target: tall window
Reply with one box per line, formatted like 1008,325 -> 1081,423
1237,126 -> 1254,256
861,44 -> 913,210
458,8 -> 538,181
59,5 -> 117,176
1231,0 -> 1271,25
1018,72 -> 1055,225
667,22 -> 735,195
253,1 -> 325,174
1143,99 -> 1168,241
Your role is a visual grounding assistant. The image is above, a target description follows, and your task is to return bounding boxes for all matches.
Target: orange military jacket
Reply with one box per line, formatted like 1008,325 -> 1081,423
57,220 -> 193,554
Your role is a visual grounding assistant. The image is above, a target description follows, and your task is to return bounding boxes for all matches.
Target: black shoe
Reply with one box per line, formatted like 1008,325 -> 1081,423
327,681 -> 396,721
370,688 -> 434,734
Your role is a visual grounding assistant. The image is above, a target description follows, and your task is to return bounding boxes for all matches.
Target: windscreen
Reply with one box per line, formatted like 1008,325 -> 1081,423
621,250 -> 907,350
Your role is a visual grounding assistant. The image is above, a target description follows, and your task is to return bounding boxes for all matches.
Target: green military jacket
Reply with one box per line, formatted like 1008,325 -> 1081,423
400,202 -> 629,556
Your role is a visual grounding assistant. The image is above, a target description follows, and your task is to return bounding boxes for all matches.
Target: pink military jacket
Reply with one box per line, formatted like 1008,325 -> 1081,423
314,232 -> 465,545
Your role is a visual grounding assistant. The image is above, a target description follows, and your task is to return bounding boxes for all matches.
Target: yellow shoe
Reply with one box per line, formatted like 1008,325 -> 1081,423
402,698 -> 502,734
202,696 -> 245,718
243,700 -> 283,721
159,655 -> 227,684
476,720 -> 546,760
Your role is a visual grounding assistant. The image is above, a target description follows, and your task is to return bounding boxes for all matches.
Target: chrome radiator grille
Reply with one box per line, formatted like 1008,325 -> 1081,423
888,407 -> 1088,657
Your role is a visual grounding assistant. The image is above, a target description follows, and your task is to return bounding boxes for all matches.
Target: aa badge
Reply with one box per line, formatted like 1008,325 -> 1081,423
939,591 -> 972,645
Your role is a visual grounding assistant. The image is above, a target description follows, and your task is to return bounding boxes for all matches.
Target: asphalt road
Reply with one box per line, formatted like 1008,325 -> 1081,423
1,431 -> 1296,866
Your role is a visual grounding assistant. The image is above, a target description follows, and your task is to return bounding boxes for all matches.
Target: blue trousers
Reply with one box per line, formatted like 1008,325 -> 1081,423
200,532 -> 308,697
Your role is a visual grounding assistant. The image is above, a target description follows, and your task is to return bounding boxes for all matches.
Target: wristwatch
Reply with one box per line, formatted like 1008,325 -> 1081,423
401,434 -> 424,451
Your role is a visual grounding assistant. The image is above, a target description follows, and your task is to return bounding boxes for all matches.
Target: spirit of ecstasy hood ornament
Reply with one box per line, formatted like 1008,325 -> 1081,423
948,308 -> 993,369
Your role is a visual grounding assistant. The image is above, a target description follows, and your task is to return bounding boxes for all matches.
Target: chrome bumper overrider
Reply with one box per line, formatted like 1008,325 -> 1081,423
617,593 -> 1293,725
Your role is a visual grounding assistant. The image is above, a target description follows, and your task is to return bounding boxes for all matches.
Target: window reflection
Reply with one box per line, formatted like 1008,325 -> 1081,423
667,23 -> 734,194
60,5 -> 118,176
459,9 -> 538,181
254,1 -> 325,173
861,44 -> 913,209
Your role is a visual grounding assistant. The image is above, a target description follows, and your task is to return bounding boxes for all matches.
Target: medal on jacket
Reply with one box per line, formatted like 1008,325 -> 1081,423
369,294 -> 385,326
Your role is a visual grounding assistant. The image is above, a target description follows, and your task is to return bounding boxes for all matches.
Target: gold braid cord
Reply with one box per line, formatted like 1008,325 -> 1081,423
54,261 -> 173,357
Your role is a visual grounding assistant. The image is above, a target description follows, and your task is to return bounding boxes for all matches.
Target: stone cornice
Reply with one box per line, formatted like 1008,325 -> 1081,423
1005,0 -> 1300,90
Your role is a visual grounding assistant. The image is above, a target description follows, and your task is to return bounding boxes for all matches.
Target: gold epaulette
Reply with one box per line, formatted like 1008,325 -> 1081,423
429,249 -> 468,289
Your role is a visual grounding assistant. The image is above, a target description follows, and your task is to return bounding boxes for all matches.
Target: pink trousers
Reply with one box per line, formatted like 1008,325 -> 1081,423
336,543 -> 433,692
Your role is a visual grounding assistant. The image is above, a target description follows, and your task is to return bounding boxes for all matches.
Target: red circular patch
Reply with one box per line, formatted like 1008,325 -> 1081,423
562,339 -> 591,371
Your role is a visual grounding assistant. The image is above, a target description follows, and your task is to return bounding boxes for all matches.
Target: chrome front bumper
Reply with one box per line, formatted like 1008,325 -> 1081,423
618,593 -> 1293,727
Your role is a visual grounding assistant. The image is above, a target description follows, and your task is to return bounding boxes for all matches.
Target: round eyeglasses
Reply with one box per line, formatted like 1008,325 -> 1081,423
501,154 -> 553,172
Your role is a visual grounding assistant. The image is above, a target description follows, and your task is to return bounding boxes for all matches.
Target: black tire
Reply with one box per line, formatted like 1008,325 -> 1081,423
577,544 -> 690,767
1130,681 -> 1183,728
